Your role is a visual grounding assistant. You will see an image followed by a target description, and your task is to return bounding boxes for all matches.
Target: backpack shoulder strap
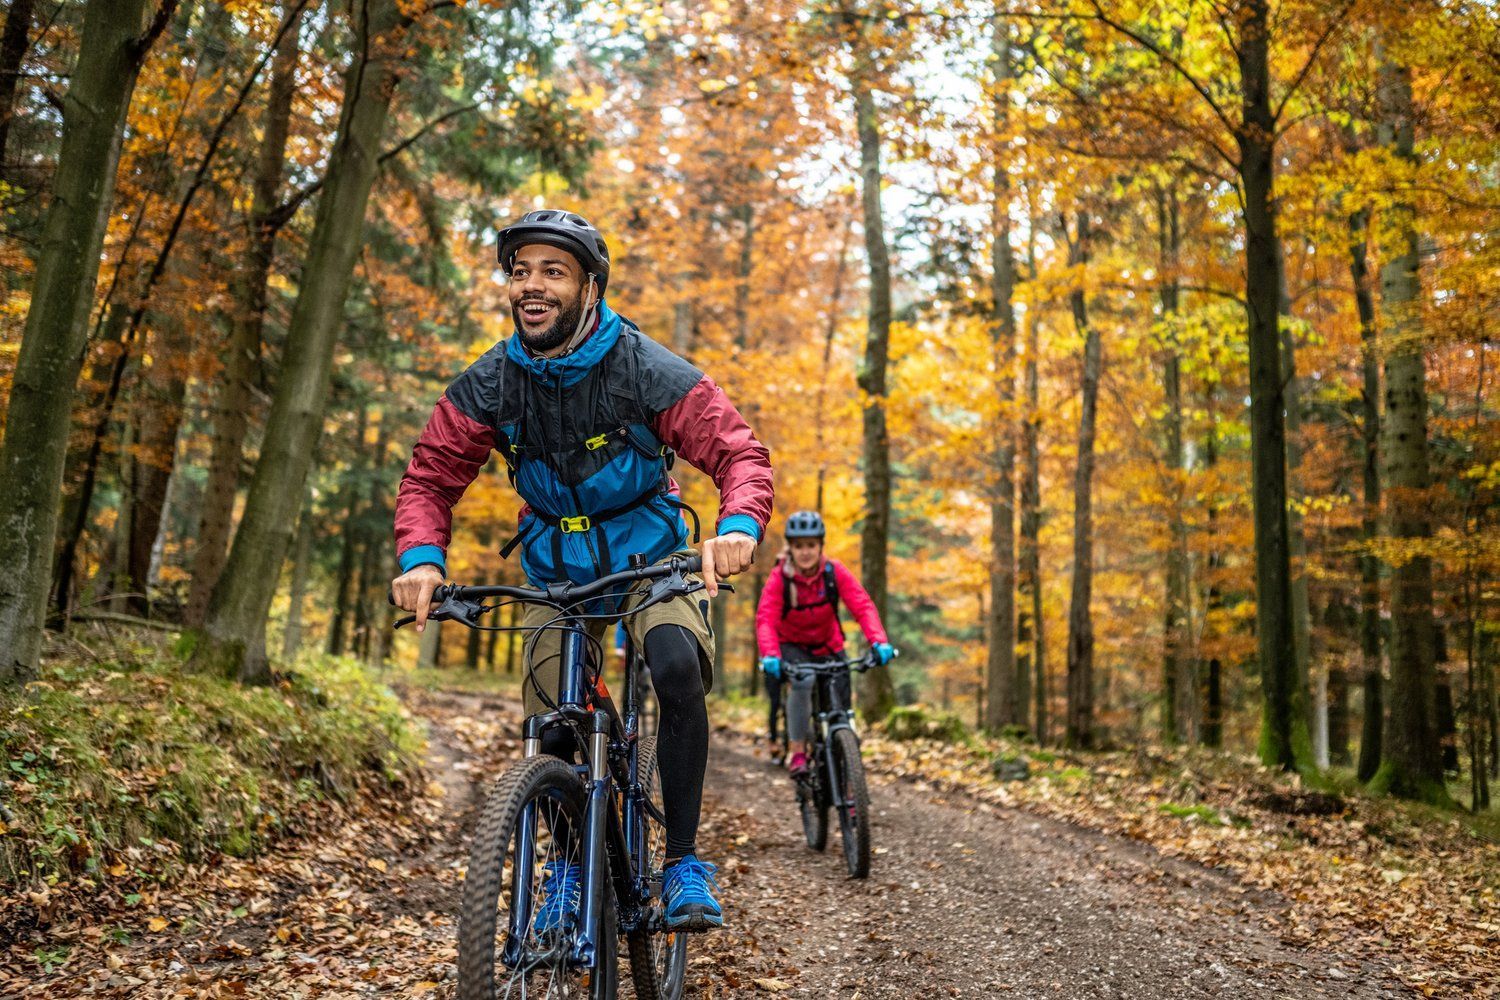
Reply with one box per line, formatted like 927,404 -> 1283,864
824,561 -> 841,620
780,566 -> 793,618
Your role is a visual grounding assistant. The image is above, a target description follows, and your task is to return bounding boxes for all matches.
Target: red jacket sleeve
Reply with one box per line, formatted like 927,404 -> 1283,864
755,566 -> 786,657
394,395 -> 496,571
652,375 -> 773,539
834,560 -> 888,646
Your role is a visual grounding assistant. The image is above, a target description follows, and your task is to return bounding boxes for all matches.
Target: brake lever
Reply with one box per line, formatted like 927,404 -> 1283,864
392,591 -> 486,630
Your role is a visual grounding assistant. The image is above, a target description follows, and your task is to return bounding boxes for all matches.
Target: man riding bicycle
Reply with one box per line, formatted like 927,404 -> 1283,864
755,511 -> 894,779
390,209 -> 773,932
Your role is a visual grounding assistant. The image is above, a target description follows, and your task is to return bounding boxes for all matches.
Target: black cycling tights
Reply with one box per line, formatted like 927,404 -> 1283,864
537,624 -> 708,861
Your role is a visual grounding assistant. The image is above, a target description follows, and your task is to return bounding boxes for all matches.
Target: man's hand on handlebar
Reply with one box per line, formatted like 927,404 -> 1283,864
700,533 -> 755,597
391,565 -> 444,632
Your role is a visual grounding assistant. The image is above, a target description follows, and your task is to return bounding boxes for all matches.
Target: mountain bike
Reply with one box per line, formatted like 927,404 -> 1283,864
394,554 -> 709,999
784,652 -> 887,880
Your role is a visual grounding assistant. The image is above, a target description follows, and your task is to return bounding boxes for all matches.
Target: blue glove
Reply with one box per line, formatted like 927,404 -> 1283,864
874,643 -> 896,666
760,656 -> 781,678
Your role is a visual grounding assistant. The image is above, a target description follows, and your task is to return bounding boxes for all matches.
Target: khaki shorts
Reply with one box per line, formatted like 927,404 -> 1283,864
518,555 -> 716,716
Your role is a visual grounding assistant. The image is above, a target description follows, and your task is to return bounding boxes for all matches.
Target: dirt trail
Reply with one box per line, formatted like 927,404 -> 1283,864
693,732 -> 1409,999
3,689 -> 1412,998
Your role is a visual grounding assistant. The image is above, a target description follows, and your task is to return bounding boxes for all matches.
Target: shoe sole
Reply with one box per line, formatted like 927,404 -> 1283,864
665,905 -> 723,932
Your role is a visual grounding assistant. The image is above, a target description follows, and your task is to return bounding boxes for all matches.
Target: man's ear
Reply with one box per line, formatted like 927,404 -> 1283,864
582,273 -> 598,310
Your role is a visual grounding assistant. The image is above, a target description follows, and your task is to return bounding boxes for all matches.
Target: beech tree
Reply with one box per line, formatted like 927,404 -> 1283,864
0,0 -> 177,680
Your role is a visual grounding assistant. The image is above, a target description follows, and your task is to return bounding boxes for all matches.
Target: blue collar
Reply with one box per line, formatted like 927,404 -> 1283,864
505,301 -> 622,387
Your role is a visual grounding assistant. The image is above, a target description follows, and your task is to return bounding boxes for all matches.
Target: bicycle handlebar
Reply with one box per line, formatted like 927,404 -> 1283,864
388,554 -> 712,630
781,649 -> 894,678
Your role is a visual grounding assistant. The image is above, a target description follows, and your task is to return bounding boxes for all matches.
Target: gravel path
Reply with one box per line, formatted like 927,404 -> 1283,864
3,689 -> 1413,998
692,731 -> 1410,998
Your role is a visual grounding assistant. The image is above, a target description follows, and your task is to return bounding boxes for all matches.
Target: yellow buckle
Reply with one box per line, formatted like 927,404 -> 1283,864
560,515 -> 591,533
585,433 -> 609,451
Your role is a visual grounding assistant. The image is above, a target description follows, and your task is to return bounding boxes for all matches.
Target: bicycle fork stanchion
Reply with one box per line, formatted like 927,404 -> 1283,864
502,798 -> 539,969
572,710 -> 612,968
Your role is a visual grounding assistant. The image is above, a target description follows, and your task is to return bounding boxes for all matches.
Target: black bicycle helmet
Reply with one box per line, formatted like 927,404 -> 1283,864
496,209 -> 611,295
784,510 -> 826,540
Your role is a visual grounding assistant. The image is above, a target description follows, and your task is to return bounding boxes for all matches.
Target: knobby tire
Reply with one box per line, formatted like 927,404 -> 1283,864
831,727 -> 871,879
626,737 -> 689,1000
458,754 -> 619,999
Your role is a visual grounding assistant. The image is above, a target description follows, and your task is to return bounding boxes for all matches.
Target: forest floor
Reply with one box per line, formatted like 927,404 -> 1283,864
0,682 -> 1481,998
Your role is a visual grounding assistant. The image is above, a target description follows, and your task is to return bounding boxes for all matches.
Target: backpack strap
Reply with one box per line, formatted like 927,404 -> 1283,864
780,561 -> 841,618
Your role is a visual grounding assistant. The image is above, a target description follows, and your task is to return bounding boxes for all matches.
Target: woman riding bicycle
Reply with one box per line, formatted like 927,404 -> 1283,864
755,511 -> 894,779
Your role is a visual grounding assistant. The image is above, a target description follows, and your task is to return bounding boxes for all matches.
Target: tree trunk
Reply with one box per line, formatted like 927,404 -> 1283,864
505,599 -> 520,674
125,315 -> 192,618
733,202 -> 754,349
104,416 -> 138,614
484,612 -> 500,670
1065,214 -> 1099,750
418,619 -> 441,669
1277,243 -> 1315,754
0,0 -> 35,177
1371,40 -> 1445,803
1021,211 -> 1045,744
52,3 -> 280,618
327,406 -> 368,657
281,491 -> 314,663
845,13 -> 896,721
1237,0 -> 1306,771
984,17 -> 1018,732
194,0 -> 409,684
185,2 -> 303,626
1348,207 -> 1382,776
0,0 -> 167,681
815,223 -> 852,511
1200,378 -> 1225,748
1159,185 -> 1194,745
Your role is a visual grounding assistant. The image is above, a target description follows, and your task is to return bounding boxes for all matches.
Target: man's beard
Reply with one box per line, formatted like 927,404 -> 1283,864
513,290 -> 586,354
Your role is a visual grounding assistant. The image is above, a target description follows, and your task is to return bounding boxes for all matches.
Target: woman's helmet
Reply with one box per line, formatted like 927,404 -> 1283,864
496,209 -> 611,295
784,510 -> 826,540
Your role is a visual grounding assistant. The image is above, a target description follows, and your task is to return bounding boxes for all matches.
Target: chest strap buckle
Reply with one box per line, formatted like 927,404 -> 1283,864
560,515 -> 592,533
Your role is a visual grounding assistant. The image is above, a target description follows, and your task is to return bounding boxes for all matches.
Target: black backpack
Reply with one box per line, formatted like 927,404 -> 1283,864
781,561 -> 841,624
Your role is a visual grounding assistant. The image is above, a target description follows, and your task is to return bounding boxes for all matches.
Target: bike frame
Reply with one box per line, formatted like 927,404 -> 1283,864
810,666 -> 858,813
502,617 -> 659,972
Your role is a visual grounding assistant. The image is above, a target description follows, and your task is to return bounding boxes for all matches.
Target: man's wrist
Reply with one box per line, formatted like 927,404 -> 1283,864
715,514 -> 761,541
398,544 -> 447,577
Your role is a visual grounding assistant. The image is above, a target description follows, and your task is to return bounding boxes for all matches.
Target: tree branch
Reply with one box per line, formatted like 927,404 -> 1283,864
134,0 -> 182,59
1084,0 -> 1238,137
1272,0 -> 1359,124
268,101 -> 481,230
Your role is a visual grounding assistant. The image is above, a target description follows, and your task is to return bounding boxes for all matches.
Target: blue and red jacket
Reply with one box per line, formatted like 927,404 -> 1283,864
394,302 -> 773,585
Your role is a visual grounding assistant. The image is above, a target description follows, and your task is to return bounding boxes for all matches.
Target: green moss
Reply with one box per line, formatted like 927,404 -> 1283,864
1366,760 -> 1456,808
883,705 -> 970,744
1158,801 -> 1224,825
0,647 -> 421,891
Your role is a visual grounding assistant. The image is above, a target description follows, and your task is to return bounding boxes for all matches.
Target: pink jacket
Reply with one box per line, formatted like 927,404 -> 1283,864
755,557 -> 888,658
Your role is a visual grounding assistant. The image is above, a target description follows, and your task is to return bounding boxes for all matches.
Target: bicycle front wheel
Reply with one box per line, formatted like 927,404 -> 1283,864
458,754 -> 619,999
626,737 -> 689,1000
831,727 -> 871,879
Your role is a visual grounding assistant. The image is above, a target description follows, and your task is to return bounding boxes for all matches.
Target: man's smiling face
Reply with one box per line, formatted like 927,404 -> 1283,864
508,243 -> 590,355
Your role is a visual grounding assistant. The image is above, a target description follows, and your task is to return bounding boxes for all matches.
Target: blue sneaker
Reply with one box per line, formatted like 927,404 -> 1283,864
532,860 -> 581,935
662,855 -> 723,930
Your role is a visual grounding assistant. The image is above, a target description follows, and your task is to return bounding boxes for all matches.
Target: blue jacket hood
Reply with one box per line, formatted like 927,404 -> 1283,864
504,301 -> 622,387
